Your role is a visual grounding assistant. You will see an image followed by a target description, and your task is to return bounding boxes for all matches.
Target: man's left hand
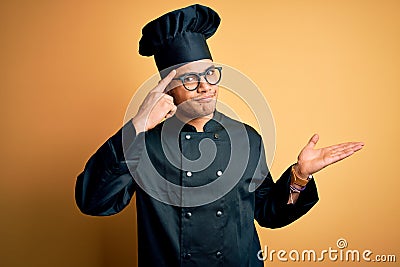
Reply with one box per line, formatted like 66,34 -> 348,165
294,134 -> 364,179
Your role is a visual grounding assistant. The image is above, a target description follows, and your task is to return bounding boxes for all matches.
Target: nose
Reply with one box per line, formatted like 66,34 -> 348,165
197,76 -> 213,93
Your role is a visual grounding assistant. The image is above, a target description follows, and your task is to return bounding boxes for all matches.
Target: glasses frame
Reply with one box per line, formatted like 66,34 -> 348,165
172,66 -> 222,91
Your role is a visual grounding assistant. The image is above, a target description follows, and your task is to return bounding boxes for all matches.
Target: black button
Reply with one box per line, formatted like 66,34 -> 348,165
216,251 -> 223,258
185,212 -> 192,218
183,253 -> 191,259
216,210 -> 223,217
214,133 -> 219,139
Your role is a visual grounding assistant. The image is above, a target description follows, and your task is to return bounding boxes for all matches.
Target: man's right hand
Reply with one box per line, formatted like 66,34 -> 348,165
131,70 -> 177,133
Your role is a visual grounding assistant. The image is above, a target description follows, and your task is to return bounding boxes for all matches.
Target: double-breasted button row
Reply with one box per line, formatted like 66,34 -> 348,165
184,210 -> 223,218
183,251 -> 222,259
185,170 -> 223,177
183,133 -> 220,140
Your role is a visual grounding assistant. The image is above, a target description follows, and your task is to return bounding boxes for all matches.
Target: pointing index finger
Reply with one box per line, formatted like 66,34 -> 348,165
152,70 -> 177,93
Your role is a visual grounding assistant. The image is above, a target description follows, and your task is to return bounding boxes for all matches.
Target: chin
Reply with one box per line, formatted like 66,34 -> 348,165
177,101 -> 216,119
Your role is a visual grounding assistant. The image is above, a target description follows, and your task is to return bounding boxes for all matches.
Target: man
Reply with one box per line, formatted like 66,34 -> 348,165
75,4 -> 363,267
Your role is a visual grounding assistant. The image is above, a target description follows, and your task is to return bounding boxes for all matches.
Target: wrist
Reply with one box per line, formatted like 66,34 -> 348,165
291,164 -> 313,188
131,116 -> 146,133
293,163 -> 310,180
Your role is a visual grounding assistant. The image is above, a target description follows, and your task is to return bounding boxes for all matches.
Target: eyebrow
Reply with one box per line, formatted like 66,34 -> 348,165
176,64 -> 216,77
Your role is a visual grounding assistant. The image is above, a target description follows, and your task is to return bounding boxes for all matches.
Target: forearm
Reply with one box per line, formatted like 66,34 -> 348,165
255,165 -> 319,228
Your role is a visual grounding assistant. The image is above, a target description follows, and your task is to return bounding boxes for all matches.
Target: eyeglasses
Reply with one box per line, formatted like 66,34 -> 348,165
172,66 -> 222,91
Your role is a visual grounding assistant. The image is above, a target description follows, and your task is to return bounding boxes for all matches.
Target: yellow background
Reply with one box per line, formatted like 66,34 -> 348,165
1,0 -> 399,266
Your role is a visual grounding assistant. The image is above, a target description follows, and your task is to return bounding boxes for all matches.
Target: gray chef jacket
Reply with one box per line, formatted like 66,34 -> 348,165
75,111 -> 319,267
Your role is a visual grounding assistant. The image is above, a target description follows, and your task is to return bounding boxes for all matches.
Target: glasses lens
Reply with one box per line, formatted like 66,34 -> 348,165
205,67 -> 221,85
183,74 -> 199,90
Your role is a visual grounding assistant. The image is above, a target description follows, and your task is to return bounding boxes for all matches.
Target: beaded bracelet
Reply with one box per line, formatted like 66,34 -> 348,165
291,165 -> 313,187
290,184 -> 306,193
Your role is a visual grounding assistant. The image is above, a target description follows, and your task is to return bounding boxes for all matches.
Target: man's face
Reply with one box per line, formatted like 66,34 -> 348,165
167,59 -> 219,120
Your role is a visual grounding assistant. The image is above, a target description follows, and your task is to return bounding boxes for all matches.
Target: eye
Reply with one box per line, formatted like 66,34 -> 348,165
183,75 -> 197,83
206,69 -> 215,76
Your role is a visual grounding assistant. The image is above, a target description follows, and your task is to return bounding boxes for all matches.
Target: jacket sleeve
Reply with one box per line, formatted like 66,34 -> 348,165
254,141 -> 319,228
75,121 -> 139,216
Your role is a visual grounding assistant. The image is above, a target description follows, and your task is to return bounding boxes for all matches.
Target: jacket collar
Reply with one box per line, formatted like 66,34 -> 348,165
168,110 -> 224,133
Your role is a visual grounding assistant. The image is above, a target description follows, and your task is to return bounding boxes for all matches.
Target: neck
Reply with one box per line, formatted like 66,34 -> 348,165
176,112 -> 214,132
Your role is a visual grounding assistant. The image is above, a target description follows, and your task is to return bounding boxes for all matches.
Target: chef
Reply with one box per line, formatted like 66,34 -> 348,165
75,4 -> 364,267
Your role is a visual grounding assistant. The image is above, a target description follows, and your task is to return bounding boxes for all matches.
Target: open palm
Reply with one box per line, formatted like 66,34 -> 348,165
296,134 -> 364,178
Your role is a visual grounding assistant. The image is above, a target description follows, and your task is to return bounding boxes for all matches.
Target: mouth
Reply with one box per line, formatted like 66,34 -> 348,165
193,94 -> 216,103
